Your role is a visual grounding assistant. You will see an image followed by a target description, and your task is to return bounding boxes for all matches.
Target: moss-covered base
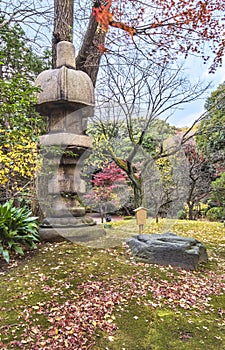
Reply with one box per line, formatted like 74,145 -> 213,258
39,225 -> 106,243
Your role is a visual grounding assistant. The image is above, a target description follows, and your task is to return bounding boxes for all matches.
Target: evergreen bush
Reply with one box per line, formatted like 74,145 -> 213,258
206,207 -> 225,221
0,199 -> 39,262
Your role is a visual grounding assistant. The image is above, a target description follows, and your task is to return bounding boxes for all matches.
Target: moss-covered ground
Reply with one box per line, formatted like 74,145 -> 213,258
0,219 -> 225,349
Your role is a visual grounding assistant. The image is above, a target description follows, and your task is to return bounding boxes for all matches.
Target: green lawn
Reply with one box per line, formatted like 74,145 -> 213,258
0,219 -> 225,349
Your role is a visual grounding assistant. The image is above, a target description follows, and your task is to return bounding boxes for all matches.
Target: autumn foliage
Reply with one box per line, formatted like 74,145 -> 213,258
92,0 -> 225,71
92,161 -> 127,187
92,0 -> 136,35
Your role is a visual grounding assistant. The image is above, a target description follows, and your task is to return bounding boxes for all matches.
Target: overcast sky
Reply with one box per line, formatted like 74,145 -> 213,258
14,0 -> 223,129
169,56 -> 225,127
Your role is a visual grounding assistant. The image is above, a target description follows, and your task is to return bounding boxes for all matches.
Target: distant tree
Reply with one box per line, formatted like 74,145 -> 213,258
88,56 -> 208,208
197,82 -> 225,172
85,0 -> 225,83
210,172 -> 225,208
0,19 -> 48,206
183,141 -> 214,220
84,161 -> 129,222
143,147 -> 189,222
2,1 -> 225,85
0,0 -> 53,47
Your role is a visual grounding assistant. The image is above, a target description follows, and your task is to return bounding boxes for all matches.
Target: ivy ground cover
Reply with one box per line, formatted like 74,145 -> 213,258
0,219 -> 225,349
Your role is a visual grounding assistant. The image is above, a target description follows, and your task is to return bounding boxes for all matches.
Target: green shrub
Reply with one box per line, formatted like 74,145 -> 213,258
123,216 -> 134,220
0,199 -> 39,262
206,207 -> 225,221
177,210 -> 187,220
104,223 -> 112,229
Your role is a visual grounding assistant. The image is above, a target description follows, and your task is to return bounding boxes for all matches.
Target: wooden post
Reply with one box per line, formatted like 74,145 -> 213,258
134,207 -> 147,234
139,224 -> 144,234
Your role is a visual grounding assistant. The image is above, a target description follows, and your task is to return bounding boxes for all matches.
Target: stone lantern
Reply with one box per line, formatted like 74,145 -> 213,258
35,41 -> 104,242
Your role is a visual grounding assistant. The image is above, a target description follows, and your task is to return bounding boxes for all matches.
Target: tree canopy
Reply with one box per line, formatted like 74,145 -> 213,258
196,82 -> 225,171
2,1 -> 225,83
1,1 -> 225,220
0,19 -> 48,204
86,0 -> 225,83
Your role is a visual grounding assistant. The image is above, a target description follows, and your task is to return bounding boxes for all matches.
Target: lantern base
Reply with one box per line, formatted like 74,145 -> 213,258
39,224 -> 106,243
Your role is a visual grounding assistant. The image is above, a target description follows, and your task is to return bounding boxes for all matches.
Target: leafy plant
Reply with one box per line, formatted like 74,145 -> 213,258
0,199 -> 39,262
177,209 -> 187,220
210,172 -> 225,207
84,161 -> 129,223
123,216 -> 134,220
206,207 -> 225,221
0,19 -> 48,205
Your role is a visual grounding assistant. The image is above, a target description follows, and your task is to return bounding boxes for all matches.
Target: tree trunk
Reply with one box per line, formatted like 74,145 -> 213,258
187,201 -> 194,220
52,0 -> 74,68
99,203 -> 104,223
112,156 -> 144,210
133,182 -> 143,209
76,13 -> 106,86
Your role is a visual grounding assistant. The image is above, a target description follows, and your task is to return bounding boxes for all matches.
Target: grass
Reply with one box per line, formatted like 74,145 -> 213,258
0,218 -> 225,349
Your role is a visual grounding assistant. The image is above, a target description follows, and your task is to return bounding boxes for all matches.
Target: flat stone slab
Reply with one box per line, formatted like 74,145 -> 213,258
126,232 -> 208,270
39,225 -> 106,243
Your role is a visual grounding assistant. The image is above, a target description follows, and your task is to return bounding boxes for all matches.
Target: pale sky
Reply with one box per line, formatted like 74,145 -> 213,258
14,0 -> 224,130
169,57 -> 225,127
16,0 -> 224,129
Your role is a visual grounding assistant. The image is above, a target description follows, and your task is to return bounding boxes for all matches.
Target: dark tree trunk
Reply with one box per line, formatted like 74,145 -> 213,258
52,1 -> 106,85
76,13 -> 106,86
112,156 -> 144,210
187,201 -> 194,220
133,182 -> 143,209
52,0 -> 74,68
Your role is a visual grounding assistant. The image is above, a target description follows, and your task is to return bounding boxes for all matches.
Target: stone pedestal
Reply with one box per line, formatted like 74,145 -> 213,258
35,41 -> 103,242
39,226 -> 106,243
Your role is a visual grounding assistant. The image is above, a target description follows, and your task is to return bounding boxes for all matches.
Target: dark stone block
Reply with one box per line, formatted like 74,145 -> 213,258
126,232 -> 208,270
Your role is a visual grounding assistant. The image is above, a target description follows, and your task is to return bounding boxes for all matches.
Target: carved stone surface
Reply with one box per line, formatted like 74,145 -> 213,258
35,41 -> 104,243
41,215 -> 95,227
49,110 -> 65,132
56,41 -> 76,69
126,233 -> 208,270
35,67 -> 94,115
39,133 -> 92,147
